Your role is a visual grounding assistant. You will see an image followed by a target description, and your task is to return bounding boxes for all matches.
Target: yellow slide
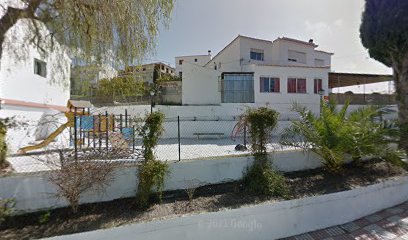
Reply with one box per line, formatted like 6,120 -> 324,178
18,122 -> 70,154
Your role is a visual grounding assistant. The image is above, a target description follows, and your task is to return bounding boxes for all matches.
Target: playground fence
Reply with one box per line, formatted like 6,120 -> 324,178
68,112 -> 298,162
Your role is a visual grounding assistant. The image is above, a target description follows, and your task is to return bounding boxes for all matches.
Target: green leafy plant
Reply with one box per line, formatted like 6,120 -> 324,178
241,107 -> 288,198
242,154 -> 288,198
243,107 -> 280,153
135,112 -> 169,209
0,120 -> 7,168
38,211 -> 51,225
280,99 -> 407,172
0,198 -> 14,225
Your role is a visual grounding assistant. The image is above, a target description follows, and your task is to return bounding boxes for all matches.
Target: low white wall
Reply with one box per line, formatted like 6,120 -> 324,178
48,176 -> 408,240
0,150 -> 322,214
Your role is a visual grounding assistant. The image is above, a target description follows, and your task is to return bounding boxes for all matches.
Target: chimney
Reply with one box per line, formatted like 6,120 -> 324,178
208,50 -> 212,58
309,39 -> 314,44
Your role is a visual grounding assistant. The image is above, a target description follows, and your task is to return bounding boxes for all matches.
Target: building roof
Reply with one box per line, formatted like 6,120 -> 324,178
256,63 -> 330,69
273,37 -> 318,48
315,49 -> 334,55
68,100 -> 93,109
329,72 -> 393,88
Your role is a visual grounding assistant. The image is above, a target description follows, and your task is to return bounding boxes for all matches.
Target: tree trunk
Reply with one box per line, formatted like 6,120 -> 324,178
394,54 -> 408,157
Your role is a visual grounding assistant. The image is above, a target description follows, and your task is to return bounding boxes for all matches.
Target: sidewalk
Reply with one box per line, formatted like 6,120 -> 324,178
282,201 -> 408,240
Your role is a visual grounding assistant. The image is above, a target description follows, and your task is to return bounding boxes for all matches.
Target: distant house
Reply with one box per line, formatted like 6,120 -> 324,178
119,62 -> 175,84
179,35 -> 333,114
175,52 -> 212,79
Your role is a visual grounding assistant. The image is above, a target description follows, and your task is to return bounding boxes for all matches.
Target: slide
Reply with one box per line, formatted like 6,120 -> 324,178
18,122 -> 70,154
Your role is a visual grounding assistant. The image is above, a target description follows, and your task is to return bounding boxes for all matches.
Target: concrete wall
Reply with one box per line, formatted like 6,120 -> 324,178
0,150 -> 323,214
48,176 -> 408,240
0,16 -> 71,107
182,61 -> 221,105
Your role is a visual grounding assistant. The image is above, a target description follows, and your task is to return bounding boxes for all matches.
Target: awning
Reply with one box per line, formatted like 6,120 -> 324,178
329,72 -> 393,88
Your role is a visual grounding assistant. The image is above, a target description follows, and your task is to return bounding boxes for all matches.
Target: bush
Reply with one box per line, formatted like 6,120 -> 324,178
280,99 -> 406,172
0,198 -> 14,224
241,107 -> 287,198
0,120 -> 7,168
242,155 -> 288,198
244,107 -> 279,153
136,160 -> 169,208
135,112 -> 169,209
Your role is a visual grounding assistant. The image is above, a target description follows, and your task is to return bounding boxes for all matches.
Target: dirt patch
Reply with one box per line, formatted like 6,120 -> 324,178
0,160 -> 406,239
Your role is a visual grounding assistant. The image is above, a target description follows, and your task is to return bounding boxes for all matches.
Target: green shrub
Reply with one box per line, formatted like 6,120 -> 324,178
38,211 -> 51,224
241,107 -> 287,198
244,107 -> 279,153
135,112 -> 169,209
0,198 -> 14,225
280,99 -> 406,172
136,160 -> 169,208
0,120 -> 7,168
242,155 -> 288,198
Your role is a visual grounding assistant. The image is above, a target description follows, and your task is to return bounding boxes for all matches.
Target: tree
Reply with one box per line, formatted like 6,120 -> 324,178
0,0 -> 174,64
360,0 -> 408,155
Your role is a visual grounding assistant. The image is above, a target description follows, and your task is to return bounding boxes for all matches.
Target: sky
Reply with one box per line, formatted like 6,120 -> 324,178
150,0 -> 393,93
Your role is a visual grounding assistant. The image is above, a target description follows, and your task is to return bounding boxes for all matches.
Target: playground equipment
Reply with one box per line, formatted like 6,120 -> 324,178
18,100 -> 92,154
18,100 -> 136,159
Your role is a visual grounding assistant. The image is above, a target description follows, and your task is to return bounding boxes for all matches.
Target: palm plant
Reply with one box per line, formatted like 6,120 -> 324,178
280,99 -> 406,172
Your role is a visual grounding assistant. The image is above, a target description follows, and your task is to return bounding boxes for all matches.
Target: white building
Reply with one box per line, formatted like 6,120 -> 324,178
0,17 -> 71,112
175,53 -> 212,79
180,35 -> 333,114
0,1 -> 72,153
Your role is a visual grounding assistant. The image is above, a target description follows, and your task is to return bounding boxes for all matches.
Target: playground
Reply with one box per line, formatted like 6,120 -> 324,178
4,100 -> 296,173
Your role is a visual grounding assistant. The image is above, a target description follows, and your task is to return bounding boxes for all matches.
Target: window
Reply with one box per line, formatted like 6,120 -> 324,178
142,67 -> 146,71
179,72 -> 182,78
314,78 -> 323,94
179,59 -> 183,65
315,59 -> 325,66
161,65 -> 164,70
288,78 -> 307,93
250,49 -> 264,61
34,58 -> 47,77
288,50 -> 306,63
260,77 -> 280,93
194,58 -> 198,62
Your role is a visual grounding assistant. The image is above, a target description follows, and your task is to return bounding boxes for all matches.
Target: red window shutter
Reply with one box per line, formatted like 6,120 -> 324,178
297,78 -> 306,93
288,78 -> 296,93
319,79 -> 322,92
314,79 -> 318,94
275,78 -> 280,93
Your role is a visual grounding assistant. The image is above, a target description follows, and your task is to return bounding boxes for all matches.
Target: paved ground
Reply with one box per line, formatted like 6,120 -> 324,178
282,201 -> 408,240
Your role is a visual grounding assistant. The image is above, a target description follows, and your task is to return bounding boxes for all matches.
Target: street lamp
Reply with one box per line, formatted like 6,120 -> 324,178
318,89 -> 325,116
150,90 -> 155,114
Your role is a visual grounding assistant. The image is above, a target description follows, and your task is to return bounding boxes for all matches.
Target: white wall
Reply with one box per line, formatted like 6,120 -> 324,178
250,65 -> 330,114
48,176 -> 408,240
175,55 -> 211,77
0,17 -> 71,107
205,36 -> 242,72
182,61 -> 221,105
0,150 -> 324,214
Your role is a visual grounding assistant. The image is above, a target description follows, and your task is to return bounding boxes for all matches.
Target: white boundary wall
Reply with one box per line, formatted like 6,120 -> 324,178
1,150 -> 322,214
48,176 -> 408,240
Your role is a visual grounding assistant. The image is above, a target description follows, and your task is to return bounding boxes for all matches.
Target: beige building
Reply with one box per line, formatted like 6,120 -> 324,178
119,62 -> 175,84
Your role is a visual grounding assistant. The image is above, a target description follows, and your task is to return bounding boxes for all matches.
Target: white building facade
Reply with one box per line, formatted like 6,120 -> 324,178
0,16 -> 71,112
180,35 -> 332,114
